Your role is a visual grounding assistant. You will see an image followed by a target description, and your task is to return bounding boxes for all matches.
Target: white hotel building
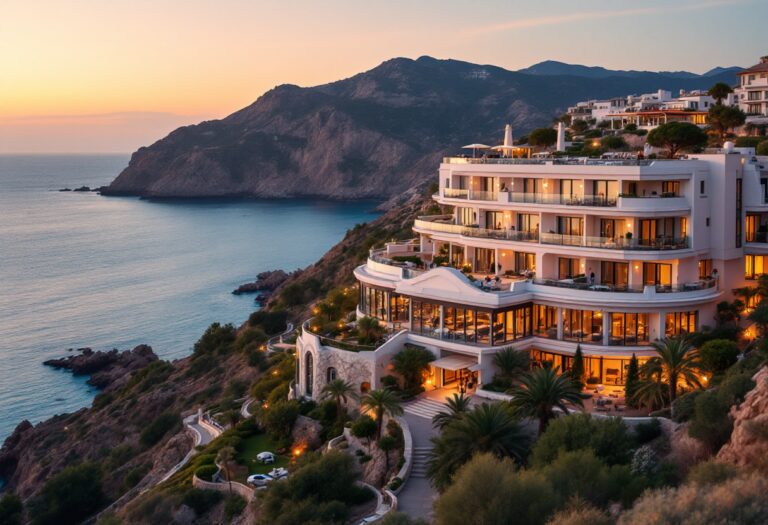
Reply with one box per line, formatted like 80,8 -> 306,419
296,148 -> 768,401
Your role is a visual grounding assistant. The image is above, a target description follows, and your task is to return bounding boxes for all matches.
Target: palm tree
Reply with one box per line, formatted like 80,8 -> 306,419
708,82 -> 733,105
216,446 -> 236,493
426,403 -> 528,491
492,347 -> 529,386
648,336 -> 702,403
633,359 -> 668,411
357,316 -> 384,344
432,393 -> 472,430
361,388 -> 404,438
509,367 -> 583,435
748,302 -> 768,336
321,378 -> 358,422
733,285 -> 758,310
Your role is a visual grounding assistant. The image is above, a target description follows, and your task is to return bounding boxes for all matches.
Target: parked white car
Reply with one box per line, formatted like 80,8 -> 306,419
246,473 -> 274,487
269,467 -> 289,479
256,451 -> 276,464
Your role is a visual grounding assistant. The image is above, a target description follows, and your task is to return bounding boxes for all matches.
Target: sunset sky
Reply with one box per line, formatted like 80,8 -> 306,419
1,0 -> 765,153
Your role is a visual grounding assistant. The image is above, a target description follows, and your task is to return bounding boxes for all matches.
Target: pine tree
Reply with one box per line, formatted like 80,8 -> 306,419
570,344 -> 585,390
625,353 -> 640,408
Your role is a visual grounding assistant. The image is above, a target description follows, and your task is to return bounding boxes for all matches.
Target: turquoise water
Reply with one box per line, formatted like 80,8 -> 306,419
0,155 -> 378,441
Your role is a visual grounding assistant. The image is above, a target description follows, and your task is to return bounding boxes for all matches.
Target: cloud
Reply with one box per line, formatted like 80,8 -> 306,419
463,0 -> 747,36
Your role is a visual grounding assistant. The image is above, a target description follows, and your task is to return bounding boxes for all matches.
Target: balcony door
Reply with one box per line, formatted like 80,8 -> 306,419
560,179 -> 576,203
640,218 -> 675,244
600,219 -> 616,239
601,261 -> 628,288
643,262 -> 672,287
558,257 -> 580,279
518,213 -> 539,233
557,216 -> 583,236
485,211 -> 503,230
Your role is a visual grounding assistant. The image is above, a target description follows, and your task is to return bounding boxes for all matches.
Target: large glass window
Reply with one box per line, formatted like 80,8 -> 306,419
534,305 -> 558,339
390,294 -> 410,322
514,252 -> 536,273
559,257 -> 581,279
557,216 -> 584,236
736,178 -> 743,248
485,210 -> 503,230
518,213 -> 540,233
592,180 -> 619,201
746,255 -> 768,279
475,248 -> 495,274
661,181 -> 680,196
610,313 -> 649,346
601,261 -> 629,288
412,300 -> 440,336
360,284 -> 390,320
699,259 -> 712,279
643,263 -> 672,287
665,311 -> 697,337
562,309 -> 603,343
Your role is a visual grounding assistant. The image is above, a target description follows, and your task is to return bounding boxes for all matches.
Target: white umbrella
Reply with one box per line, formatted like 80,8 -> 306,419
462,143 -> 491,158
556,122 -> 566,152
503,124 -> 513,147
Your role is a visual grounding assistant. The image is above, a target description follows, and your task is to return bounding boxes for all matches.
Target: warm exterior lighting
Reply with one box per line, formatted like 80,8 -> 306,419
293,446 -> 305,457
592,140 -> 600,147
596,312 -> 602,318
312,307 -> 320,315
543,182 -> 549,188
626,222 -> 632,228
262,402 -> 269,409
634,265 -> 640,270
272,370 -> 280,376
501,253 -> 506,257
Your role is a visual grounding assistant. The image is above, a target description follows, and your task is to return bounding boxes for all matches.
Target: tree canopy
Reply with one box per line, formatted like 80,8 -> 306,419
708,104 -> 746,139
528,128 -> 558,148
707,82 -> 733,104
647,122 -> 707,158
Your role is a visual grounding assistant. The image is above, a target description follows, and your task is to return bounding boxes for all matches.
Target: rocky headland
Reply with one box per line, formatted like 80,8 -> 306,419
43,345 -> 158,389
232,269 -> 296,298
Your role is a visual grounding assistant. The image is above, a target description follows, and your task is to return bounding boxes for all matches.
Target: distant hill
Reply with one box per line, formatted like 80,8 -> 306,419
517,59 -> 742,80
105,56 -> 740,200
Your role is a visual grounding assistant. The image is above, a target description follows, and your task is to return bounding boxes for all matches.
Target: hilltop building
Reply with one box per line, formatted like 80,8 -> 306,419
295,139 -> 767,406
734,55 -> 768,120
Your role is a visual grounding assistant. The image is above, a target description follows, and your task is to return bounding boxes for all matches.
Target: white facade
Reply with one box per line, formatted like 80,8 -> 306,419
734,56 -> 768,117
296,151 -> 768,400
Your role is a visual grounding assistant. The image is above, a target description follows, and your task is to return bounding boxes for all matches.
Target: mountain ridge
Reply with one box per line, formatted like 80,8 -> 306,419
104,56 -> 739,200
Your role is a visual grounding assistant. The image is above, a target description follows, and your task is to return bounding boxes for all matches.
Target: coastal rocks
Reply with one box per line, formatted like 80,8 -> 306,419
44,345 -> 158,390
717,366 -> 768,473
58,186 -> 97,192
232,269 -> 293,295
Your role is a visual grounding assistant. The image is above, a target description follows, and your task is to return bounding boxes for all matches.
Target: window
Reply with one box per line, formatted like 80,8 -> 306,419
557,216 -> 583,236
610,312 -> 649,346
475,247 -> 495,273
327,367 -> 337,382
389,293 -> 410,322
459,207 -> 474,225
639,218 -> 675,244
761,178 -> 768,203
445,178 -> 450,189
698,259 -> 712,279
518,213 -> 539,233
560,179 -> 577,202
563,309 -> 603,343
533,304 -> 558,339
665,312 -> 697,337
745,255 -> 768,279
412,300 -> 440,335
592,180 -> 619,200
643,262 -> 672,287
736,178 -> 743,248
700,180 -> 706,195
305,352 -> 314,396
485,210 -> 503,230
514,252 -> 535,273
558,257 -> 580,279
360,284 -> 390,320
661,181 -> 680,196
680,217 -> 688,239
600,219 -> 616,239
601,261 -> 629,288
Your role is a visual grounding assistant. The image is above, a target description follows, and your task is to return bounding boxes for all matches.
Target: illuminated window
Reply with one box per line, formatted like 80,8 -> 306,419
746,255 -> 768,279
665,311 -> 697,337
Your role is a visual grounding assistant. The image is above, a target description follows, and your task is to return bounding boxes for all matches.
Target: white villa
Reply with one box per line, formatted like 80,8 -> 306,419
295,141 -> 768,403
735,55 -> 768,120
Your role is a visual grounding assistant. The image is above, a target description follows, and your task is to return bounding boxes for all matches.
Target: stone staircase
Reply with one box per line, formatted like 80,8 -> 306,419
410,446 -> 432,478
403,397 -> 446,420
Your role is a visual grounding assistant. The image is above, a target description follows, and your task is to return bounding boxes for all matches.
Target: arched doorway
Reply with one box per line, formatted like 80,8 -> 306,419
305,352 -> 314,397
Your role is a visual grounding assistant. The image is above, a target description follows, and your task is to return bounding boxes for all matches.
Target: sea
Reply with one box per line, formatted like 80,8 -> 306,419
0,154 -> 379,442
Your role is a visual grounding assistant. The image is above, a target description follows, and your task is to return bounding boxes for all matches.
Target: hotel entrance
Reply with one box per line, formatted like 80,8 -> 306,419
428,353 -> 480,394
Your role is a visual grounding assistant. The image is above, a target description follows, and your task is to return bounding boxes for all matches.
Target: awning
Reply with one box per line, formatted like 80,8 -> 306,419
431,355 -> 480,371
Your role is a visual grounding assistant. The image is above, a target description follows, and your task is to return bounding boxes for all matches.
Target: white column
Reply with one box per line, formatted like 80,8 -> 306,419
439,306 -> 444,340
556,307 -> 564,340
602,312 -> 611,346
495,248 -> 500,275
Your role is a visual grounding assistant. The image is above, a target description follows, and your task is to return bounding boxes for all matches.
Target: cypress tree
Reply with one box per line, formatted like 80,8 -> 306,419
625,353 -> 640,408
570,344 -> 585,390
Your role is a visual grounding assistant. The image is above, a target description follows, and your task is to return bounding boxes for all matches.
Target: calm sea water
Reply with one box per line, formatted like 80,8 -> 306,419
0,154 -> 379,441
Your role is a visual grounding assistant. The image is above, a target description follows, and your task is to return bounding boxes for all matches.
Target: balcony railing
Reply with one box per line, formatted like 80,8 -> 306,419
541,233 -> 689,250
442,157 -> 659,166
442,188 -> 497,201
746,232 -> 768,243
504,193 -> 617,207
532,277 -> 715,293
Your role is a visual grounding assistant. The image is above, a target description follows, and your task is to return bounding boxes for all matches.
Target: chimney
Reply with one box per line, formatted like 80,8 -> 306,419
761,55 -> 768,64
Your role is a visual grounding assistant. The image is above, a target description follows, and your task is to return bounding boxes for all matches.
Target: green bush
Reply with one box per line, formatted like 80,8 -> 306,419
139,411 -> 180,447
601,135 -> 628,150
531,413 -> 633,466
392,345 -> 435,391
758,140 -> 768,156
351,415 -> 377,440
735,136 -> 764,148
105,443 -> 135,469
686,459 -> 738,485
263,400 -> 300,441
181,488 -> 222,515
388,477 -> 404,490
633,418 -> 662,444
194,465 -> 219,482
671,391 -> 699,422
235,326 -> 267,352
123,463 -> 150,490
699,339 -> 740,373
28,462 -> 103,525
248,310 -> 288,335
718,372 -> 755,405
688,389 -> 732,451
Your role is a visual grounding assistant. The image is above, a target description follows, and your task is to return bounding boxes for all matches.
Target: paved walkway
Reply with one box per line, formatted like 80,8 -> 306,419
397,399 -> 442,523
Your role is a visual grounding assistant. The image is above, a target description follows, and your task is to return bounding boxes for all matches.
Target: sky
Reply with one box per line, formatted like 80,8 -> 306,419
0,0 -> 765,153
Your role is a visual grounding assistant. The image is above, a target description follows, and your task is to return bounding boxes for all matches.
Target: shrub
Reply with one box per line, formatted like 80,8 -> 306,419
671,390 -> 699,422
388,477 -> 404,490
688,389 -> 732,451
139,411 -> 180,447
223,494 -> 247,520
351,415 -> 377,441
633,418 -> 662,444
248,310 -> 288,335
181,488 -> 222,515
718,372 -> 755,405
28,462 -> 103,525
686,459 -> 738,485
105,443 -> 135,469
630,445 -> 657,475
545,502 -> 612,525
531,413 -> 633,466
262,400 -> 300,441
758,140 -> 768,156
123,463 -> 150,490
392,345 -> 434,391
379,512 -> 428,525
195,465 -> 219,482
617,474 -> 768,525
0,493 -> 23,525
434,453 -> 558,525
699,339 -> 740,372
601,135 -> 628,150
